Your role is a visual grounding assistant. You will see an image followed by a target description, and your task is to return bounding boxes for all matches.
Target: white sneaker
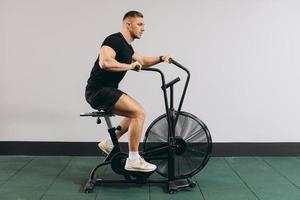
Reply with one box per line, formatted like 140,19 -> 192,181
124,157 -> 157,172
98,140 -> 113,155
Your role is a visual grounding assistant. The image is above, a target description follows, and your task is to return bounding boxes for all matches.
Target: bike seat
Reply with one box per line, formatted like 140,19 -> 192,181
80,110 -> 114,117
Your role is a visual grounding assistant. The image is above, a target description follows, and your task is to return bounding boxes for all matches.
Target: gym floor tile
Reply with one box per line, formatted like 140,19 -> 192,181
96,184 -> 149,200
226,157 -> 300,200
262,157 -> 300,188
0,156 -> 33,185
45,157 -> 102,195
0,156 -> 299,200
1,156 -> 71,189
196,158 -> 257,200
41,193 -> 97,200
0,187 -> 44,200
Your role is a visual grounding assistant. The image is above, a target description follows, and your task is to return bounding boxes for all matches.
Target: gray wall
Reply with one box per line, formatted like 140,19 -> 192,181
1,0 -> 300,142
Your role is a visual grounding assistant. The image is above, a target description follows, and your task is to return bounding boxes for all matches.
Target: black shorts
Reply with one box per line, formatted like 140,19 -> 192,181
85,87 -> 125,113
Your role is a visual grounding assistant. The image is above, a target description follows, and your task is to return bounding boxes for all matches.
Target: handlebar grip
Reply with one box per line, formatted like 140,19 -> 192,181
133,64 -> 142,71
169,58 -> 183,68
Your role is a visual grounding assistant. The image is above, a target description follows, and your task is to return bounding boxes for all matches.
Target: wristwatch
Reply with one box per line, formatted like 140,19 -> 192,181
159,56 -> 164,62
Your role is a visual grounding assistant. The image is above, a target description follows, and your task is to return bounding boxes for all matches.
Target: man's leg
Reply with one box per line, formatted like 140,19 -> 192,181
115,117 -> 131,140
111,94 -> 156,172
98,117 -> 131,155
111,94 -> 145,152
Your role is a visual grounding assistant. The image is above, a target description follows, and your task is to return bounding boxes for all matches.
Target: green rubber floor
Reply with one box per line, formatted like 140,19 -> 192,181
0,156 -> 299,200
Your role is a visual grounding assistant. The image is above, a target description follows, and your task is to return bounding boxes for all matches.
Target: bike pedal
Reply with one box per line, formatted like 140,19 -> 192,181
125,170 -> 154,177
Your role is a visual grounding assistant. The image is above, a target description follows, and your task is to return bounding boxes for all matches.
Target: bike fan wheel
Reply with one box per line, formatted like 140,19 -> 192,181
143,111 -> 212,179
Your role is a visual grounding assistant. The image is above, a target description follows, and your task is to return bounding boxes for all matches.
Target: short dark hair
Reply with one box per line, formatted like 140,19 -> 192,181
123,11 -> 143,21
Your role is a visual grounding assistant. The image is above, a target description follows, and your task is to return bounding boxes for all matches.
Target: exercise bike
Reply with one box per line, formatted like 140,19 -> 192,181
80,59 -> 212,193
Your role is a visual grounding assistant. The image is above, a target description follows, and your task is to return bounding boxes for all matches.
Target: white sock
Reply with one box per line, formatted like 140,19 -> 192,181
104,139 -> 113,145
129,151 -> 140,160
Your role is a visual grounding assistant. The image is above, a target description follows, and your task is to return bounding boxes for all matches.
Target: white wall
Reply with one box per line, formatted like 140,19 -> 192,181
1,0 -> 300,142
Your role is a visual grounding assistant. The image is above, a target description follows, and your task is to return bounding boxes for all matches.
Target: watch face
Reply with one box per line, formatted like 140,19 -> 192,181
160,56 -> 164,62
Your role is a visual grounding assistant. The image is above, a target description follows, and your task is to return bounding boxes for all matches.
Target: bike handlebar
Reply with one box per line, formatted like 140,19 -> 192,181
141,59 -> 190,114
141,58 -> 190,76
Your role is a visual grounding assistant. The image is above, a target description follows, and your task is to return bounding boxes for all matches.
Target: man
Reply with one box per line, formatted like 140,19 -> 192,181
85,11 -> 171,172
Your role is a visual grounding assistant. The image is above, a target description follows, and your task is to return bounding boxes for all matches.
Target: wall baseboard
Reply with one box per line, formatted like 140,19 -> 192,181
0,142 -> 299,156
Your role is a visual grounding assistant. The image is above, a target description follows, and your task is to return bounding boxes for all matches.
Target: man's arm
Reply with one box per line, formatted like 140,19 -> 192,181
99,46 -> 139,71
132,53 -> 171,68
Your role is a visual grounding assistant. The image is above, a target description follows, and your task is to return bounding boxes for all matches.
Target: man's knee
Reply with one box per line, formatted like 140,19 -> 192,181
133,107 -> 145,120
112,94 -> 146,120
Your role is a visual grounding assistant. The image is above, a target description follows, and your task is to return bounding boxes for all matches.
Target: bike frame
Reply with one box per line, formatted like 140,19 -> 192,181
141,59 -> 190,181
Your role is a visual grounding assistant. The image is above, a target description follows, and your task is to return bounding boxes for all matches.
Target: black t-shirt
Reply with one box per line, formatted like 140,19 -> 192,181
86,32 -> 134,92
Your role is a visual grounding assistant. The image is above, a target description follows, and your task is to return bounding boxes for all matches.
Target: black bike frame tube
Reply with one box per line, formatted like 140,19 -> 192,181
141,68 -> 172,135
170,85 -> 174,110
169,59 -> 191,123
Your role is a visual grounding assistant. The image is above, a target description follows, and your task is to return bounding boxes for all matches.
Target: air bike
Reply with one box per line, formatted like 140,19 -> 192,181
80,59 -> 212,193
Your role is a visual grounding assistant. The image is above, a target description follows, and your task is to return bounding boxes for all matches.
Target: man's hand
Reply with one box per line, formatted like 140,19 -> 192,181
131,61 -> 142,71
160,55 -> 172,63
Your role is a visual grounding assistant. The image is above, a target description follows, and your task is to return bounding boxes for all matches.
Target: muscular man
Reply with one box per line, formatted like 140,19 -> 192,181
85,11 -> 171,172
